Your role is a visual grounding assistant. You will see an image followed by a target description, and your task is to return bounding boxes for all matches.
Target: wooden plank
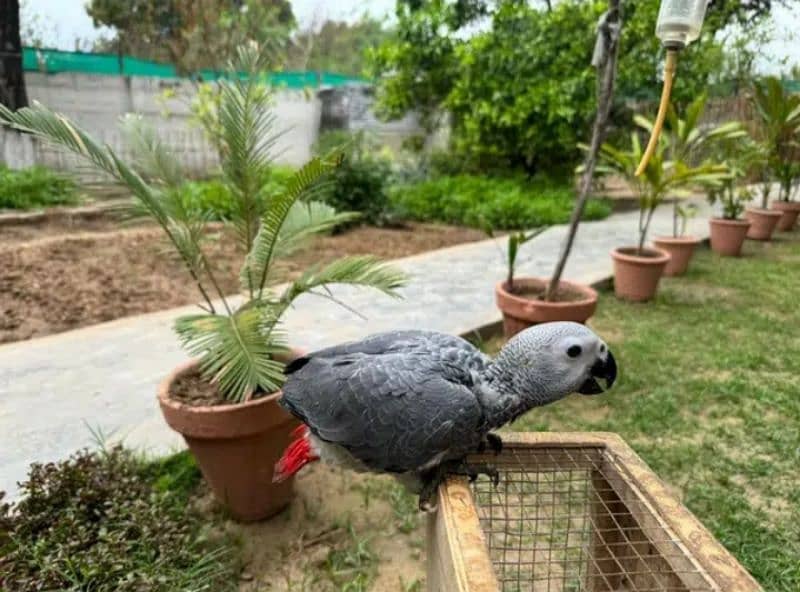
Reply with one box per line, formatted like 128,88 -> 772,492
601,463 -> 703,590
603,434 -> 763,592
427,477 -> 499,592
586,465 -> 625,591
499,431 -> 618,449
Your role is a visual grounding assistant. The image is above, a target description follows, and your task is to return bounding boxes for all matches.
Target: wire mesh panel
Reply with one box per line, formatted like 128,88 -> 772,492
427,433 -> 762,592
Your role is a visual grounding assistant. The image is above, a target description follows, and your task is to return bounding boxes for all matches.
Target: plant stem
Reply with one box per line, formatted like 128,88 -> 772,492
640,206 -> 657,253
672,198 -> 679,237
545,0 -> 620,301
199,251 -> 233,316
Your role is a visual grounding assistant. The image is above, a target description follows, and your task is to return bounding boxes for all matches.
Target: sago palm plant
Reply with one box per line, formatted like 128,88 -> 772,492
0,46 -> 407,402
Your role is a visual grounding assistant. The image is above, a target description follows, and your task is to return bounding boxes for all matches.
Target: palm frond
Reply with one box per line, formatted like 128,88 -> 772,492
273,201 -> 358,256
236,200 -> 359,293
242,155 -> 341,297
282,255 -> 408,306
215,45 -> 285,254
0,102 -> 172,225
119,114 -> 185,189
175,307 -> 289,402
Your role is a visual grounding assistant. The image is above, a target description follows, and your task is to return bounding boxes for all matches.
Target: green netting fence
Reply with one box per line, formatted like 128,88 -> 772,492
22,46 -> 365,89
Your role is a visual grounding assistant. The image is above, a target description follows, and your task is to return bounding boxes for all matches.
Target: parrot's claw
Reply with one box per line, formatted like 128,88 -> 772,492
476,433 -> 502,455
418,459 -> 502,510
485,433 -> 503,455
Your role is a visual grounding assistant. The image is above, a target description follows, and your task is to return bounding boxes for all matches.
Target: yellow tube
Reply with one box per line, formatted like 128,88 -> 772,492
635,50 -> 678,176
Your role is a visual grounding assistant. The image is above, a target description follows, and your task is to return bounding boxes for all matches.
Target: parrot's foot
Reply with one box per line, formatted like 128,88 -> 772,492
476,432 -> 503,455
417,459 -> 501,511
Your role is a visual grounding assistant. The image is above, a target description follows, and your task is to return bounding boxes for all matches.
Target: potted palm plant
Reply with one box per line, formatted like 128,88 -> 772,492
707,140 -> 761,256
0,46 -> 407,522
648,95 -> 745,275
598,129 -> 726,301
493,227 -> 598,338
655,202 -> 701,276
744,141 -> 783,240
752,77 -> 800,232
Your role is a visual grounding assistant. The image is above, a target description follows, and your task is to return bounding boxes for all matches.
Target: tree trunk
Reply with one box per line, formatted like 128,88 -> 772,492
0,0 -> 29,110
545,0 -> 621,301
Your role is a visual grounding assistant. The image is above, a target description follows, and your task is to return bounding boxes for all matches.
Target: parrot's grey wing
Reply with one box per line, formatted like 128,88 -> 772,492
281,352 -> 486,473
285,330 -> 483,375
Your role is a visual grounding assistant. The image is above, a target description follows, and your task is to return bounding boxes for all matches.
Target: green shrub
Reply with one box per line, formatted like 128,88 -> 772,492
176,165 -> 295,221
390,175 -> 611,230
314,130 -> 393,226
0,447 -> 237,592
0,165 -> 80,210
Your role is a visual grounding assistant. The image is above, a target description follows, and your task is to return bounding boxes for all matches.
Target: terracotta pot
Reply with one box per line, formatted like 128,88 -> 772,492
745,207 -> 783,240
158,354 -> 302,522
771,200 -> 800,232
709,218 -> 750,257
610,247 -> 670,302
495,277 -> 598,338
652,236 -> 701,277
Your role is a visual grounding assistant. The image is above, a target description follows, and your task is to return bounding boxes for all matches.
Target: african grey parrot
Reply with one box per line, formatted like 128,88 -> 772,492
274,322 -> 616,508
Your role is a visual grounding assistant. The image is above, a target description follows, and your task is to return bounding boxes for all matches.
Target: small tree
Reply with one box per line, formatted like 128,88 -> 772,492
751,76 -> 800,203
545,0 -> 620,301
0,45 -> 407,402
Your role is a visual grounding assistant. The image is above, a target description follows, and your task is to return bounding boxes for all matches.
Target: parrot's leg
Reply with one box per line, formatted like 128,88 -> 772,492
475,432 -> 503,455
485,432 -> 503,455
417,459 -> 501,511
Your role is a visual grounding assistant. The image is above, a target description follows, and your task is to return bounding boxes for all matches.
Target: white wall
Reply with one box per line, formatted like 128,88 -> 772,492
2,71 -> 322,180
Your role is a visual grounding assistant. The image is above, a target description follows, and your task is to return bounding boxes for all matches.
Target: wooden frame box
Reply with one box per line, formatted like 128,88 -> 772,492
427,432 -> 762,592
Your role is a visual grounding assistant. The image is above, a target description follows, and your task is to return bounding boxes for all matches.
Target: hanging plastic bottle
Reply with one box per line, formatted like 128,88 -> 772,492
635,0 -> 710,176
656,0 -> 709,49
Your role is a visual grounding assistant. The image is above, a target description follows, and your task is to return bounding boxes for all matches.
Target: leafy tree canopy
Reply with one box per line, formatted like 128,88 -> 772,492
290,17 -> 391,77
370,0 -> 794,174
86,0 -> 294,73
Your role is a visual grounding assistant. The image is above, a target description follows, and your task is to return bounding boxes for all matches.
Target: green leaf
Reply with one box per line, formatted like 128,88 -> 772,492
119,114 -> 185,189
174,307 -> 289,402
242,155 -> 341,297
282,255 -> 407,305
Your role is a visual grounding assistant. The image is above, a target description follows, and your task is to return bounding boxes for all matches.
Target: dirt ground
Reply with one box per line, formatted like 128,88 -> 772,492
0,216 -> 485,344
199,463 -> 426,591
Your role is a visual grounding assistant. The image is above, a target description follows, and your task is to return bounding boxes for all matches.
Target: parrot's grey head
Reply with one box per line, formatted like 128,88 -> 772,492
491,321 -> 617,406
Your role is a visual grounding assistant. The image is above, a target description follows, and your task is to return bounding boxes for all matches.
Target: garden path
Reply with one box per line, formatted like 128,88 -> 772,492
0,202 -> 713,498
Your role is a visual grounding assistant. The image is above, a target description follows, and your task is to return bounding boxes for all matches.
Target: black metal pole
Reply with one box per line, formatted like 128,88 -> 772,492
0,0 -> 29,110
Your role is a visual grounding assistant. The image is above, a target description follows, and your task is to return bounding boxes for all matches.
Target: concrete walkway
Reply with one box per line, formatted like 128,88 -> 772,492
0,203 -> 711,498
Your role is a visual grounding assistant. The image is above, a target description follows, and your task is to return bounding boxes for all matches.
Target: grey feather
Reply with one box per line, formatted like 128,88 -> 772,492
281,331 -> 490,473
280,323 -> 615,481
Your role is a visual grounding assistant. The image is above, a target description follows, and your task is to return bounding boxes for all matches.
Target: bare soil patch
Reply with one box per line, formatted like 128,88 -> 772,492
1,220 -> 485,344
511,283 -> 590,303
198,463 -> 426,591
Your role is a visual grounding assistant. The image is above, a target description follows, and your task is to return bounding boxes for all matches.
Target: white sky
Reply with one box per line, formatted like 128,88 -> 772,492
20,0 -> 800,73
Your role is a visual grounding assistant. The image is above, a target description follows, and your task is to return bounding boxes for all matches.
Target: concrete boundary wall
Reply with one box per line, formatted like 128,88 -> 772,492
2,71 -> 322,178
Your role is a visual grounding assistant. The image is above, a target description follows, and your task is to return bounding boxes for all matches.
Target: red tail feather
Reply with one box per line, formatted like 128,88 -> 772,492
273,425 -> 319,482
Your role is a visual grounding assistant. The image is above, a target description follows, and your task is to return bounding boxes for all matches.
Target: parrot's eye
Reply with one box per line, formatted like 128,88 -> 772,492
567,345 -> 582,358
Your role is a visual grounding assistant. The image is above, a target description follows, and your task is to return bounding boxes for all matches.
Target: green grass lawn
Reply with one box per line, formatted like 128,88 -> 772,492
498,236 -> 800,591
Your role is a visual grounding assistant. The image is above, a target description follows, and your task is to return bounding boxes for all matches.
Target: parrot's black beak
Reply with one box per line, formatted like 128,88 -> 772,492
578,351 -> 617,395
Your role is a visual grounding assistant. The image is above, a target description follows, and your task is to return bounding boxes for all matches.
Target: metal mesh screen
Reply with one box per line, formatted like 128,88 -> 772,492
468,446 -> 716,592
